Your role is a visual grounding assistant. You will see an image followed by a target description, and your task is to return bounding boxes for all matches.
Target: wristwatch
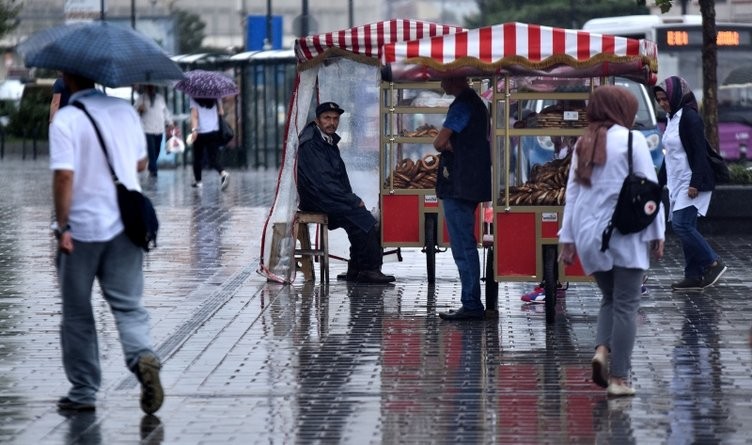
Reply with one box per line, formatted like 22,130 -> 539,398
51,222 -> 71,240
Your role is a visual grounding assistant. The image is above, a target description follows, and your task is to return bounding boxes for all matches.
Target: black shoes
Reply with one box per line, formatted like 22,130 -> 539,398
136,353 -> 164,415
702,259 -> 727,287
356,270 -> 396,284
337,268 -> 359,282
671,277 -> 704,291
57,396 -> 96,412
438,307 -> 485,321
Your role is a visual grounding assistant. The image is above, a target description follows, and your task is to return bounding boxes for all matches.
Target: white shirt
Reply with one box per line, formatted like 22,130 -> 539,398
189,98 -> 219,133
135,92 -> 172,135
558,125 -> 665,275
662,108 -> 712,217
49,89 -> 147,242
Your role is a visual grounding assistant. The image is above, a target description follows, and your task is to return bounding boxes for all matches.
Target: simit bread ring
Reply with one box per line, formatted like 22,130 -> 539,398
421,154 -> 439,171
397,158 -> 414,174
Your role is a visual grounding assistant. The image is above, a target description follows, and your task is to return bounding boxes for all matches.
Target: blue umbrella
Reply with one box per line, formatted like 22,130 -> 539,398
17,21 -> 184,88
174,70 -> 239,99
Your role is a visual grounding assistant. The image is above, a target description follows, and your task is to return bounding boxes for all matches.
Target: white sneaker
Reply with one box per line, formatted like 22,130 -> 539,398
191,181 -> 202,188
220,172 -> 229,190
607,382 -> 636,397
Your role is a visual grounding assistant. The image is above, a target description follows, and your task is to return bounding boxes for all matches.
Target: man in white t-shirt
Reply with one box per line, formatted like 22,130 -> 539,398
49,72 -> 164,415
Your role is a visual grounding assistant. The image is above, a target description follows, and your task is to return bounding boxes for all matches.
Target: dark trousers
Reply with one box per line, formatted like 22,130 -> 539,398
145,133 -> 162,174
328,211 -> 382,272
192,131 -> 224,182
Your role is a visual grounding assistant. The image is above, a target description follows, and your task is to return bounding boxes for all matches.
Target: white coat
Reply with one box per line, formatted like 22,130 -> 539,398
558,125 -> 665,275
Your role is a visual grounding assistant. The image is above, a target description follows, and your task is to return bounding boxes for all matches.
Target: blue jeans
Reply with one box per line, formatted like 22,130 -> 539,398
671,206 -> 718,279
442,198 -> 483,312
57,232 -> 155,404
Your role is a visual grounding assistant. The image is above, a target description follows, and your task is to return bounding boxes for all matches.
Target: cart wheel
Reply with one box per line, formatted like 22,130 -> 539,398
425,213 -> 437,284
543,245 -> 557,325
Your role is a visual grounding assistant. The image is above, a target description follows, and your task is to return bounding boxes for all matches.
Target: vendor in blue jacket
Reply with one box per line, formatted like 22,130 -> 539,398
296,102 -> 395,284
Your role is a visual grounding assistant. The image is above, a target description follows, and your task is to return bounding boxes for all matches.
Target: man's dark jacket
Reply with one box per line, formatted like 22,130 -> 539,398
296,121 -> 375,233
436,87 -> 492,203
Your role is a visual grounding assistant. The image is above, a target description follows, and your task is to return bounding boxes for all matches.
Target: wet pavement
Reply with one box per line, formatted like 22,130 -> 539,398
1,155 -> 752,444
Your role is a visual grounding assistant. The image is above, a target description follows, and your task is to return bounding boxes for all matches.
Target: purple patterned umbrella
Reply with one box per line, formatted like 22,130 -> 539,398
174,70 -> 239,99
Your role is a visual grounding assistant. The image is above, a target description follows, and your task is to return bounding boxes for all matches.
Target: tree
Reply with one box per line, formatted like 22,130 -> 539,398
0,0 -> 21,38
174,8 -> 206,54
467,0 -> 649,29
639,0 -> 720,150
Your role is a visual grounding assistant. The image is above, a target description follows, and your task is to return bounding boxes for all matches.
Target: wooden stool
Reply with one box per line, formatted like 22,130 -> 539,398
293,211 -> 329,284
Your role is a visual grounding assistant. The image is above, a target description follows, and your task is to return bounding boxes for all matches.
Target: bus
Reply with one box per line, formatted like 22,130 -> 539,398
584,15 -> 752,160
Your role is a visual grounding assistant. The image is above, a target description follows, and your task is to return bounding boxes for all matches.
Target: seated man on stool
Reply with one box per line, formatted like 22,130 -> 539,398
296,101 -> 395,284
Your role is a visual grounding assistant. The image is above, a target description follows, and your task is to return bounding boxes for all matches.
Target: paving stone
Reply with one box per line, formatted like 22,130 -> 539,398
1,157 -> 751,443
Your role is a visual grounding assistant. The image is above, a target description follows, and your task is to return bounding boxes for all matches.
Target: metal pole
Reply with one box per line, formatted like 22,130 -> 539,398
101,0 -> 105,20
348,0 -> 353,28
131,0 -> 136,28
266,0 -> 272,48
301,0 -> 309,37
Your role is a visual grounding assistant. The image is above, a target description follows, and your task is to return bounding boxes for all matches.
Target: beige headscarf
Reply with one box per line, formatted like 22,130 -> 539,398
575,85 -> 638,185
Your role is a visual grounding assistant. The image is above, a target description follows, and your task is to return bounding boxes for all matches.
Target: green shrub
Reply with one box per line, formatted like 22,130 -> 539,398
728,163 -> 752,185
6,83 -> 52,140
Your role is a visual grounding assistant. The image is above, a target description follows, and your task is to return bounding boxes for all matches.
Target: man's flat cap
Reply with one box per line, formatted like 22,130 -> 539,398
316,102 -> 345,117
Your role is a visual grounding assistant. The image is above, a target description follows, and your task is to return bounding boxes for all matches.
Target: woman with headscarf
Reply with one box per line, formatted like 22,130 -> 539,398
654,76 -> 726,291
559,85 -> 665,397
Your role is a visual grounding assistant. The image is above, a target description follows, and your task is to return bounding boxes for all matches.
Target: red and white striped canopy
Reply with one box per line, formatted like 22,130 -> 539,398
295,19 -> 465,70
381,22 -> 658,83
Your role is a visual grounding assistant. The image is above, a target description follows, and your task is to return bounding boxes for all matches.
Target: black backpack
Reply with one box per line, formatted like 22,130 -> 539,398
601,131 -> 663,252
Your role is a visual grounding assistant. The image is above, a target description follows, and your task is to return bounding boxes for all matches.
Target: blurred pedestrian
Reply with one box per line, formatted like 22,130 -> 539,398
558,85 -> 665,397
49,75 -> 71,123
654,76 -> 727,290
135,84 -> 174,177
434,76 -> 492,321
188,97 -> 229,190
50,71 -> 164,414
296,102 -> 395,284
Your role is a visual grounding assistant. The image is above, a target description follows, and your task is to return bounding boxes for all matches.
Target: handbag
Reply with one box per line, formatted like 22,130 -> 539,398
706,140 -> 730,184
217,108 -> 234,145
165,129 -> 185,154
601,131 -> 662,252
72,101 -> 159,252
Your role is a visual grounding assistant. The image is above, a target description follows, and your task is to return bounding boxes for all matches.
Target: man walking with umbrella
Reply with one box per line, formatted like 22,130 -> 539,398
49,72 -> 164,414
16,21 -> 180,415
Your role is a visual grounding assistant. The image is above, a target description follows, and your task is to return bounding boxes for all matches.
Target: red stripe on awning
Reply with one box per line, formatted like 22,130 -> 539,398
314,35 -> 325,56
364,24 -> 372,57
407,39 -> 420,58
553,28 -> 565,55
626,38 -> 639,55
503,24 -> 516,58
602,34 -> 615,54
351,27 -> 359,54
528,24 -> 541,61
389,20 -> 397,43
384,41 -> 395,63
479,28 -> 492,62
402,19 -> 410,42
337,30 -> 346,49
431,35 -> 443,61
577,31 -> 590,60
455,32 -> 468,59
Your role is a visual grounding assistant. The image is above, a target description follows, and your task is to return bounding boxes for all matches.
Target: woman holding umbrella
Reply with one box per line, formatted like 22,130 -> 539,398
176,70 -> 239,191
188,97 -> 229,190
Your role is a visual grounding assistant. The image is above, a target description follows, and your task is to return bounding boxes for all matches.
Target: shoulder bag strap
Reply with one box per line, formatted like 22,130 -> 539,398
71,101 -> 119,183
627,130 -> 634,175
